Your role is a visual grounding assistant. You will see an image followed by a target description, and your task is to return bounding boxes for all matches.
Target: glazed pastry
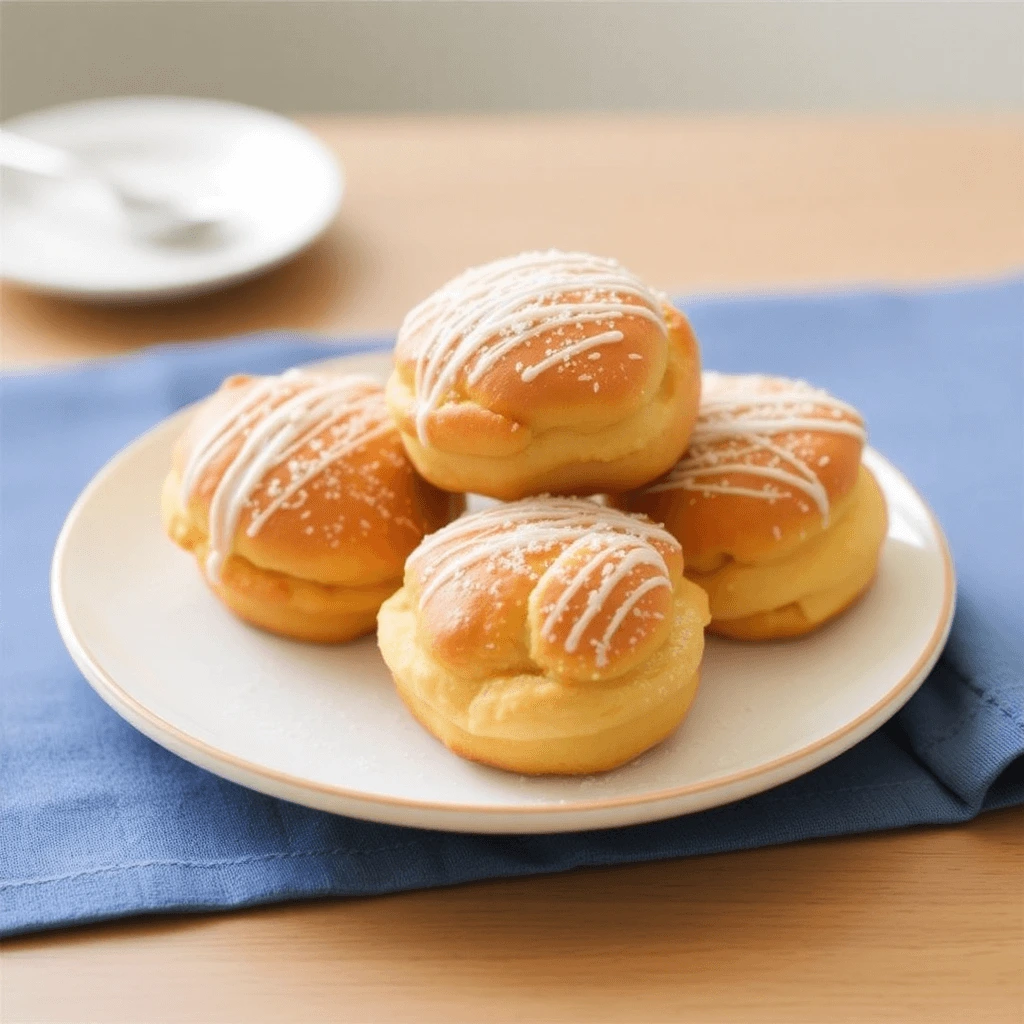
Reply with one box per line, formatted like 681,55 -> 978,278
616,373 -> 887,640
163,370 -> 464,643
377,498 -> 710,775
386,250 -> 702,500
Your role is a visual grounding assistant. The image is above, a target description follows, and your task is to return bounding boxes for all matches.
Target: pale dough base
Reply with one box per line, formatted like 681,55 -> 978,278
377,581 -> 709,775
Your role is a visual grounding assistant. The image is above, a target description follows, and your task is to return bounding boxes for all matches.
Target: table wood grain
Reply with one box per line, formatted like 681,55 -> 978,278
2,116 -> 1022,1024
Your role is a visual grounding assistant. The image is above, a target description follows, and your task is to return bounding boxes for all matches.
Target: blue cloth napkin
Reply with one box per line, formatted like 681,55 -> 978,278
2,279 -> 1022,938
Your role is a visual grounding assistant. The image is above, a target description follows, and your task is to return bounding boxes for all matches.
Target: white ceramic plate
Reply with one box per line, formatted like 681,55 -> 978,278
2,96 -> 342,301
52,350 -> 955,834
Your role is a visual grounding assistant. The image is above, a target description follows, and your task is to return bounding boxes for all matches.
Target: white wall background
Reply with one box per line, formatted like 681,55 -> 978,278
2,1 -> 1022,119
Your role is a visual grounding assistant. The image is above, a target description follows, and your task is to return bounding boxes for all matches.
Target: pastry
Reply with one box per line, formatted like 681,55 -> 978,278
615,373 -> 887,639
386,250 -> 702,500
377,498 -> 710,774
162,369 -> 464,642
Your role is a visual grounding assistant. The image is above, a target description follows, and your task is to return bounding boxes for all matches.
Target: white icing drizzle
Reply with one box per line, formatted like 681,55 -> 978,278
180,371 -> 392,581
398,251 -> 667,443
552,536 -> 670,668
645,373 -> 867,525
408,499 -> 677,670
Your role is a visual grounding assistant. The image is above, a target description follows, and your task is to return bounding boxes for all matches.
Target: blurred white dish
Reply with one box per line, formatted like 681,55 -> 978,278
51,350 -> 956,834
1,96 -> 342,301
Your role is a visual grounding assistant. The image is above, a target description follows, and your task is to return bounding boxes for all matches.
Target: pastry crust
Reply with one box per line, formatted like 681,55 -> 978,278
689,466 -> 887,639
616,373 -> 887,639
377,498 -> 710,774
163,370 -> 464,642
387,251 -> 702,499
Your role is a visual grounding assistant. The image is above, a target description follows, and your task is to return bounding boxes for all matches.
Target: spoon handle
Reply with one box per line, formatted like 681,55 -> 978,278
0,130 -> 84,180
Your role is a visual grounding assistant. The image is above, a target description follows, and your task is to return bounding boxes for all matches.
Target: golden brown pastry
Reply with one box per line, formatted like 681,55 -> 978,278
615,373 -> 887,640
377,498 -> 710,775
386,250 -> 702,500
162,370 -> 464,643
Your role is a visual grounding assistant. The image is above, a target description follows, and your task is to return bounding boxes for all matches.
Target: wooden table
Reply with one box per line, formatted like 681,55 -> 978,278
2,117 -> 1022,1023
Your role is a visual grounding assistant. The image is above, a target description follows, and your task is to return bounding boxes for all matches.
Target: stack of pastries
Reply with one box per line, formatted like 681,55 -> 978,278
164,250 -> 887,775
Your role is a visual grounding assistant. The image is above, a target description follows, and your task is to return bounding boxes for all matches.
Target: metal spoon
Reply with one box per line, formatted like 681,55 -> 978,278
0,128 -> 228,243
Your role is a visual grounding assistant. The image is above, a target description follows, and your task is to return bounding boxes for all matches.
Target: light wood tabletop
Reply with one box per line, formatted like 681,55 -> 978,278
2,116 -> 1022,1024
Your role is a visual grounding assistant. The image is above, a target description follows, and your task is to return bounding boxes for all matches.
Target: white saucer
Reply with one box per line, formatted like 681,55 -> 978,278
51,350 -> 955,834
1,96 -> 342,301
